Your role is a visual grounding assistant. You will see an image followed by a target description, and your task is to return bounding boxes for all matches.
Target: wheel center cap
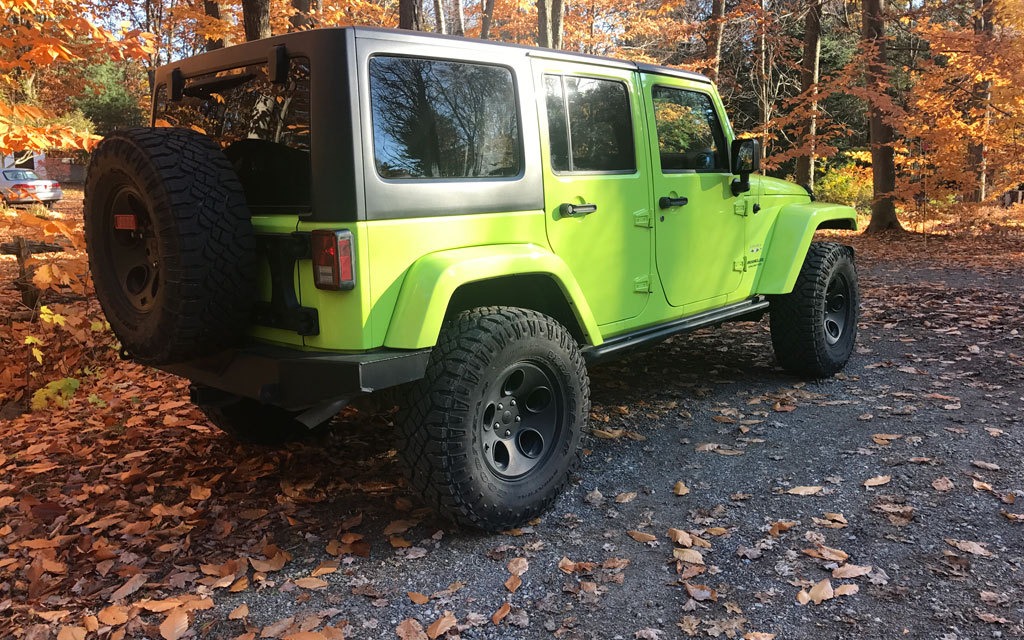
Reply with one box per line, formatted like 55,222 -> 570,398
502,410 -> 514,424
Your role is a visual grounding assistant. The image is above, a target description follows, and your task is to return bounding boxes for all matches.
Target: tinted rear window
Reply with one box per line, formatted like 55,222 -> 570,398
369,56 -> 521,180
154,57 -> 312,213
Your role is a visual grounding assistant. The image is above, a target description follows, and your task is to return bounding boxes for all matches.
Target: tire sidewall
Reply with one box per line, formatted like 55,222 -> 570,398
456,331 -> 587,515
813,247 -> 858,370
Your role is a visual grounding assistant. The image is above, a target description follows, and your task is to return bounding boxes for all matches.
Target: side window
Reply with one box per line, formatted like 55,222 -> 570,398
369,56 -> 521,179
652,86 -> 727,172
544,74 -> 635,173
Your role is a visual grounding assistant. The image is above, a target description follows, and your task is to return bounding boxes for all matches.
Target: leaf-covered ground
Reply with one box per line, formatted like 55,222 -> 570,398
1,202 -> 1023,640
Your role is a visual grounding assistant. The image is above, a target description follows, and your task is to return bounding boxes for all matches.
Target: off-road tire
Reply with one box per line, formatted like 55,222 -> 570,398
769,242 -> 858,377
397,307 -> 590,531
193,387 -> 327,445
85,128 -> 256,365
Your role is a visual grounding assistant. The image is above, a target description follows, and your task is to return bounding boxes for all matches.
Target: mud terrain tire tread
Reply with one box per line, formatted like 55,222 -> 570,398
85,128 -> 256,365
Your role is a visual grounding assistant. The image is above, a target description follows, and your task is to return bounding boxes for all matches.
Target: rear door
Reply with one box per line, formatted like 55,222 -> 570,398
641,75 -> 744,309
533,59 -> 653,327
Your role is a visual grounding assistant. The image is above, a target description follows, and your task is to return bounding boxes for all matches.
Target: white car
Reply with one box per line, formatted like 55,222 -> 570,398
1,169 -> 63,208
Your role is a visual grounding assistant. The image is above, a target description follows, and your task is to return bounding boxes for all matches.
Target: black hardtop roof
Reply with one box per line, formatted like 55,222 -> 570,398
162,26 -> 712,86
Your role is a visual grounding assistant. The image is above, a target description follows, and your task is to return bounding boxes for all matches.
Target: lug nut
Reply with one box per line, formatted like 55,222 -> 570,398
514,416 -> 521,422
505,430 -> 511,437
510,399 -> 517,407
498,403 -> 503,410
493,422 -> 500,429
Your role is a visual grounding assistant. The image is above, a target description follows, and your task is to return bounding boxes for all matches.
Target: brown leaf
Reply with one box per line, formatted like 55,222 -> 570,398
628,530 -> 657,543
506,557 -> 529,576
56,627 -> 86,640
426,611 -> 457,639
159,609 -> 189,640
109,573 -> 147,602
395,618 -> 428,640
1000,510 -> 1024,522
294,577 -> 328,590
615,491 -> 638,503
673,481 -> 691,496
808,579 -> 834,605
795,589 -> 811,605
408,591 -> 430,604
97,605 -> 130,626
384,519 -> 417,536
491,603 -> 511,625
744,634 -> 777,640
504,574 -> 522,593
667,528 -> 693,546
972,460 -> 1001,471
976,610 -> 1009,624
673,548 -> 704,565
683,583 -> 717,601
832,564 -> 873,579
189,485 -> 211,500
834,584 -> 859,597
558,557 -> 577,573
945,539 -> 995,557
769,520 -> 797,537
931,477 -> 954,492
863,475 -> 891,488
229,604 -> 249,620
786,486 -> 822,496
250,552 -> 288,573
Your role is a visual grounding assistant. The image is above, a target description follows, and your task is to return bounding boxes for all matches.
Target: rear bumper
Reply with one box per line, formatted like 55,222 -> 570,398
160,345 -> 431,410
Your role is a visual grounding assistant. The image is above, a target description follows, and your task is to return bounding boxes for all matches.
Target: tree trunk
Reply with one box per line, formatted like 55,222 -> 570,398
794,0 -> 822,189
537,0 -> 551,47
480,0 -> 495,39
757,0 -> 769,159
550,0 -> 564,49
242,0 -> 271,41
433,0 -> 447,33
204,0 -> 227,50
861,0 -> 901,232
707,0 -> 726,81
450,0 -> 465,35
290,0 -> 314,30
399,0 -> 423,30
968,0 -> 994,202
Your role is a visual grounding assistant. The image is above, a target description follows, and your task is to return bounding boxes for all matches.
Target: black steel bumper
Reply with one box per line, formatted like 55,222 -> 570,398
161,345 -> 431,410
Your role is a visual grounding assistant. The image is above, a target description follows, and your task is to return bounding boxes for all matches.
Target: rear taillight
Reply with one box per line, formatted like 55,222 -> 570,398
311,229 -> 355,291
51,182 -> 60,189
10,183 -> 30,193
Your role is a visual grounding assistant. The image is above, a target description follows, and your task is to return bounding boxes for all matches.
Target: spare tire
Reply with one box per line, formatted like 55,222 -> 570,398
85,128 -> 257,365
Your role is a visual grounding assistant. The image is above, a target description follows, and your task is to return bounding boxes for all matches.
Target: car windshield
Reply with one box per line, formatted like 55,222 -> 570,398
3,170 -> 40,181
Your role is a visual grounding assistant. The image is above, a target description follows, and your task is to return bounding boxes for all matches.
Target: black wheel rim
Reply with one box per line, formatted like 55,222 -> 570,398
106,186 -> 159,313
823,272 -> 852,345
480,361 -> 564,480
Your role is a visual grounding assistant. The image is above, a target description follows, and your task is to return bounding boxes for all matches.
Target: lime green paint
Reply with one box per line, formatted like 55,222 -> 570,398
382,244 -> 601,349
754,201 -> 858,294
640,74 -> 745,308
533,60 -> 653,327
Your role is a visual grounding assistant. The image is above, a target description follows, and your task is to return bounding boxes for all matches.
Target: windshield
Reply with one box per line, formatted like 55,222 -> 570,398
3,170 -> 39,181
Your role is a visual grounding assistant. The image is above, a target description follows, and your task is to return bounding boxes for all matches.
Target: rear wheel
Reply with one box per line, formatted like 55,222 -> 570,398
769,242 -> 858,377
397,307 -> 590,531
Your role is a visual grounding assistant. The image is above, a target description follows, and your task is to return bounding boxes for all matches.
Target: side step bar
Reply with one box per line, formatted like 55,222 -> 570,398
583,296 -> 769,363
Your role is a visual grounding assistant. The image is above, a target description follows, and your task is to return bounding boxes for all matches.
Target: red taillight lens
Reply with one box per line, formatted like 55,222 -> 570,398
311,229 -> 355,291
11,183 -> 30,192
51,182 -> 60,189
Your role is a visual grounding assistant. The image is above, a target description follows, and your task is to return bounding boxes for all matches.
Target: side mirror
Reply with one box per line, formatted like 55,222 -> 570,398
730,138 -> 761,196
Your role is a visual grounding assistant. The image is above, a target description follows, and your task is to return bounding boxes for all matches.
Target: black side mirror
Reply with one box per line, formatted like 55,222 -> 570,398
730,138 -> 761,196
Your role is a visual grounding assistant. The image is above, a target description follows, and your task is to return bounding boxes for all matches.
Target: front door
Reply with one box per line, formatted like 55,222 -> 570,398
534,60 -> 653,326
642,76 -> 744,309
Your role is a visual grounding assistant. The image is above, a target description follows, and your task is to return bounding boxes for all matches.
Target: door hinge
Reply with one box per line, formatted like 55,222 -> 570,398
633,210 -> 653,228
633,275 -> 652,293
733,200 -> 748,217
733,257 -> 748,272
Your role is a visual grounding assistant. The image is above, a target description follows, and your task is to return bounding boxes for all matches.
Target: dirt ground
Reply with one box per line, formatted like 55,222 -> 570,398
1,197 -> 1022,640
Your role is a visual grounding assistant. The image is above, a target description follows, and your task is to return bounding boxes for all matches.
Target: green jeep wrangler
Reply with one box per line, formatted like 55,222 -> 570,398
84,27 -> 858,531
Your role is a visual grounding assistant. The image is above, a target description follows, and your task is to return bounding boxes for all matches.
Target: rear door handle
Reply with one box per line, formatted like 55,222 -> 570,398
659,196 -> 689,209
560,203 -> 597,217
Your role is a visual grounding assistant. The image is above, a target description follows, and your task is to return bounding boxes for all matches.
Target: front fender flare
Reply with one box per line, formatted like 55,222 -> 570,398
756,202 -> 857,294
383,244 -> 602,349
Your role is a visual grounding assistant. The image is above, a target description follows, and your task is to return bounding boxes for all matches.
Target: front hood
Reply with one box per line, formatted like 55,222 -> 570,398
751,175 -> 811,199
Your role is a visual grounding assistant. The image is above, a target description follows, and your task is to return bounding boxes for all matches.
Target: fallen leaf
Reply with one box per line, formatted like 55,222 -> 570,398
426,611 -> 457,639
294,577 -> 328,590
744,633 -> 777,640
250,553 -> 288,573
97,605 -> 129,626
834,584 -> 859,597
673,481 -> 691,496
395,618 -> 428,640
1000,510 -> 1024,522
504,574 -> 522,592
769,520 -> 797,537
976,611 -> 1009,624
628,530 -> 657,543
683,583 -> 717,601
109,573 -> 147,602
667,528 -> 693,546
795,589 -> 810,605
863,475 -> 891,488
786,486 -> 822,496
189,485 -> 211,500
803,544 -> 849,562
507,557 -> 529,576
408,592 -> 430,605
972,460 -> 1001,471
945,539 -> 995,557
932,477 -> 954,492
159,609 -> 189,640
56,627 -> 86,640
229,604 -> 248,620
673,548 -> 704,565
615,492 -> 638,503
808,579 -> 834,605
832,564 -> 873,579
491,603 -> 511,625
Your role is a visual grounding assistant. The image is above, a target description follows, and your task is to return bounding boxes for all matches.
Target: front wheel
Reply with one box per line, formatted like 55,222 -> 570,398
769,242 -> 859,377
397,307 -> 590,531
